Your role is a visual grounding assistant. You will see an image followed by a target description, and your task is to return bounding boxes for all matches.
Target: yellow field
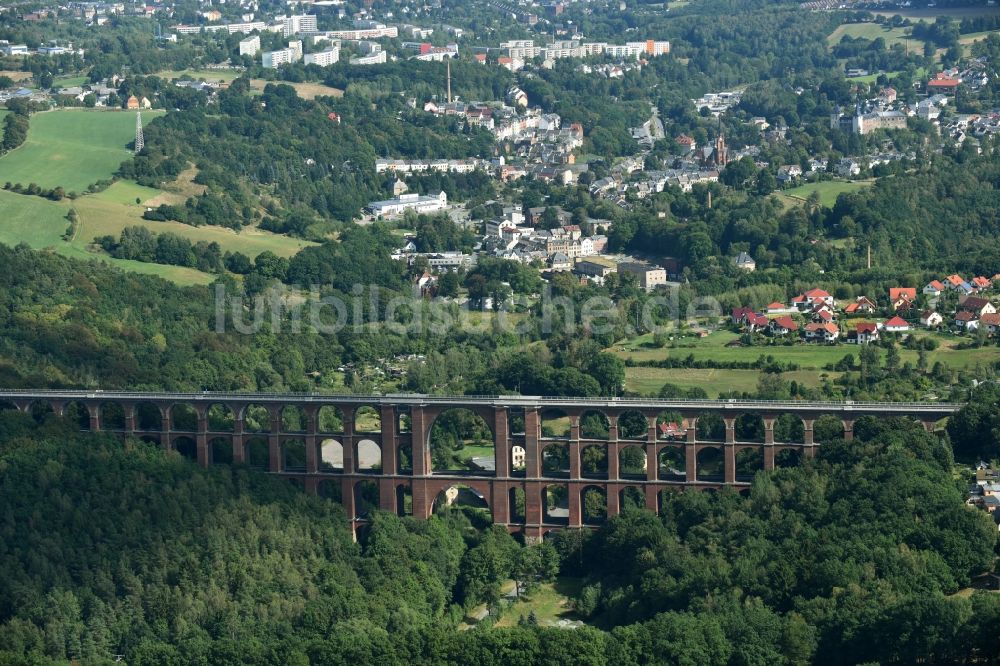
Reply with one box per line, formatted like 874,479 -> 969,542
250,79 -> 344,99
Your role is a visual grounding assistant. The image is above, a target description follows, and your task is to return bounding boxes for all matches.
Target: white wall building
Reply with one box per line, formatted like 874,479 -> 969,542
262,47 -> 298,68
304,47 -> 340,66
367,191 -> 448,216
238,35 -> 260,56
283,14 -> 318,36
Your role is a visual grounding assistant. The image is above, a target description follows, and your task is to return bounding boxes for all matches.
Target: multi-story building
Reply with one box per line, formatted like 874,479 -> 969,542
283,14 -> 318,36
238,35 -> 260,56
618,261 -> 668,291
304,47 -> 339,66
262,47 -> 298,68
349,50 -> 387,65
367,191 -> 448,216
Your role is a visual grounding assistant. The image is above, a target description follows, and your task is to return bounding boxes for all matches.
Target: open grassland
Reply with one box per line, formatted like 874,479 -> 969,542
779,179 -> 874,208
494,579 -> 585,628
0,109 -> 165,192
250,79 -> 344,99
0,70 -> 33,82
872,6 -> 1000,21
624,367 -> 841,397
157,69 -> 245,84
828,23 -> 925,51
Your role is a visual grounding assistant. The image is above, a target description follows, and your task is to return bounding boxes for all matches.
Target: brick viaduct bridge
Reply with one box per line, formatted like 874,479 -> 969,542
0,390 -> 961,540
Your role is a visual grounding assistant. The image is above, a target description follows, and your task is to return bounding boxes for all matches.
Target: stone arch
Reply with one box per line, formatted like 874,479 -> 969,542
775,447 -> 803,468
281,405 -> 307,433
696,446 -> 724,482
542,484 -> 569,524
619,445 -> 647,479
242,404 -> 272,433
283,438 -> 307,472
28,400 -> 54,423
735,446 -> 764,482
508,408 -> 526,435
354,480 -> 380,519
397,406 -> 411,434
432,483 -> 491,519
397,442 -> 413,474
774,413 -> 805,443
210,437 -> 232,464
580,410 -> 610,440
814,414 -> 845,443
580,444 -> 608,478
508,487 -> 526,524
356,438 -> 381,472
63,401 -> 91,430
393,483 -> 412,516
618,410 -> 648,440
541,442 -> 570,478
169,403 -> 198,432
734,413 -> 765,443
581,485 -> 607,525
318,479 -> 342,502
318,438 -> 344,472
696,412 -> 725,442
207,404 -> 235,432
245,436 -> 269,469
172,435 -> 197,461
353,405 -> 381,433
428,407 -> 495,475
134,402 -> 163,431
318,405 -> 345,433
99,402 -> 126,430
540,409 -> 570,438
620,486 -> 646,511
656,410 -> 685,440
659,445 -> 686,481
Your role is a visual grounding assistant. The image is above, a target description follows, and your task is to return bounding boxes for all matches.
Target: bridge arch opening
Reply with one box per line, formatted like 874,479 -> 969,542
354,406 -> 381,433
64,401 -> 91,430
354,480 -> 379,519
774,413 -> 805,444
283,439 -> 307,472
619,445 -> 647,479
287,478 -> 304,492
432,484 -> 491,522
397,407 -> 411,434
207,404 -> 235,432
735,446 -> 764,482
134,402 -> 163,431
318,438 -> 344,472
0,400 -> 17,413
397,442 -> 413,474
29,400 -> 54,424
543,484 -> 569,525
245,437 -> 269,469
618,410 -> 648,440
581,444 -> 608,479
281,405 -> 307,433
210,437 -> 232,464
696,412 -> 725,442
508,487 -> 526,524
656,410 -> 686,441
100,402 -> 126,430
734,413 -> 765,443
658,487 -> 681,517
356,439 -> 381,473
318,405 -> 344,433
540,409 -> 570,439
541,442 -> 570,478
510,443 -> 526,475
396,483 -> 412,516
242,404 -> 272,433
172,436 -> 197,462
620,486 -> 646,512
775,448 -> 803,468
581,486 -> 607,525
659,445 -> 686,481
580,410 -> 610,440
429,408 -> 494,475
696,446 -> 724,482
814,415 -> 846,443
508,408 -> 525,435
318,479 -> 342,503
170,404 -> 198,432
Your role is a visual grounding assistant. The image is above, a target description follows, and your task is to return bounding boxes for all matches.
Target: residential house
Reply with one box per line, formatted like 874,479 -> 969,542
923,280 -> 945,297
889,287 -> 917,311
805,322 -> 840,343
852,322 -> 880,344
733,252 -> 756,272
920,310 -> 944,328
955,310 -> 980,331
791,288 -> 835,311
769,316 -> 799,336
548,252 -> 572,271
944,274 -> 975,294
972,276 -> 992,291
766,302 -> 790,314
959,296 -> 997,317
979,312 -> 1000,334
731,307 -> 755,326
882,316 -> 910,333
844,296 -> 877,315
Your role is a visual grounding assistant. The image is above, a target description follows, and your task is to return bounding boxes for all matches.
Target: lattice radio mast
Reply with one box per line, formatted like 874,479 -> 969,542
134,112 -> 144,154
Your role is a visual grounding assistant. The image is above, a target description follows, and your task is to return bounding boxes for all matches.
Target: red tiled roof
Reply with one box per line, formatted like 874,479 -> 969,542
981,313 -> 1000,326
946,274 -> 965,286
857,322 -> 878,333
927,280 -> 945,290
804,288 -> 831,298
884,316 -> 909,327
928,76 -> 960,87
889,287 -> 917,302
771,315 -> 798,331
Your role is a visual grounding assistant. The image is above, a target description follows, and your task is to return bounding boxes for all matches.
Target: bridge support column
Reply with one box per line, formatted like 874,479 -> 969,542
606,484 -> 620,519
268,410 -> 281,473
607,415 -> 620,481
763,445 -> 775,471
379,478 -> 396,513
342,413 -> 356,475
305,408 -> 319,474
842,418 -> 854,442
568,415 -> 581,480
124,405 -> 136,435
921,419 -> 938,433
568,483 -> 582,527
493,480 -> 510,525
232,417 -> 246,464
525,480 -> 543,529
523,408 -> 541,479
494,408 -> 510,478
685,443 -> 697,483
646,415 -> 658,483
380,405 -> 397,476
723,417 -> 736,444
802,419 -> 815,446
196,414 -> 209,468
342,478 -> 356,520
645,484 -> 659,512
763,417 -> 775,445
409,406 -> 430,477
724,444 -> 736,484
88,404 -> 101,432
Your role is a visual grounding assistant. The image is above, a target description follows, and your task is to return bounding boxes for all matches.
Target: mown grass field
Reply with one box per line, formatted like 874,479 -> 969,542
827,23 -> 925,51
872,7 -> 1000,21
0,109 -> 165,192
779,179 -> 874,208
494,578 -> 585,628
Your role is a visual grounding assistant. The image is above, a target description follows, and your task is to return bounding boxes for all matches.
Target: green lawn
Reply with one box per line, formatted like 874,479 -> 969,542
0,187 -> 70,248
495,578 -> 585,628
780,180 -> 874,208
52,75 -> 89,88
0,109 -> 166,192
828,23 -> 925,51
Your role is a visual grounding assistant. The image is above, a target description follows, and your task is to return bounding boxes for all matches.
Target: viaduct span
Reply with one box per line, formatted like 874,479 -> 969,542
0,390 -> 961,540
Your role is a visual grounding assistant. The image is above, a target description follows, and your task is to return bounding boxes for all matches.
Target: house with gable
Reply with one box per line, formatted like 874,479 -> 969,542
804,322 -> 840,343
791,288 -> 835,311
923,280 -> 945,297
959,296 -> 997,317
920,310 -> 943,328
955,310 -> 980,331
847,322 -> 880,344
844,296 -> 877,315
769,316 -> 799,336
889,287 -> 917,311
882,316 -> 911,333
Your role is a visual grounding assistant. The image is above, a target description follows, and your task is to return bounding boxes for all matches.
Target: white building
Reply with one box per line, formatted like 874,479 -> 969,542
262,47 -> 298,68
304,47 -> 340,66
367,191 -> 448,216
283,14 -> 318,36
349,51 -> 387,65
239,35 -> 260,56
